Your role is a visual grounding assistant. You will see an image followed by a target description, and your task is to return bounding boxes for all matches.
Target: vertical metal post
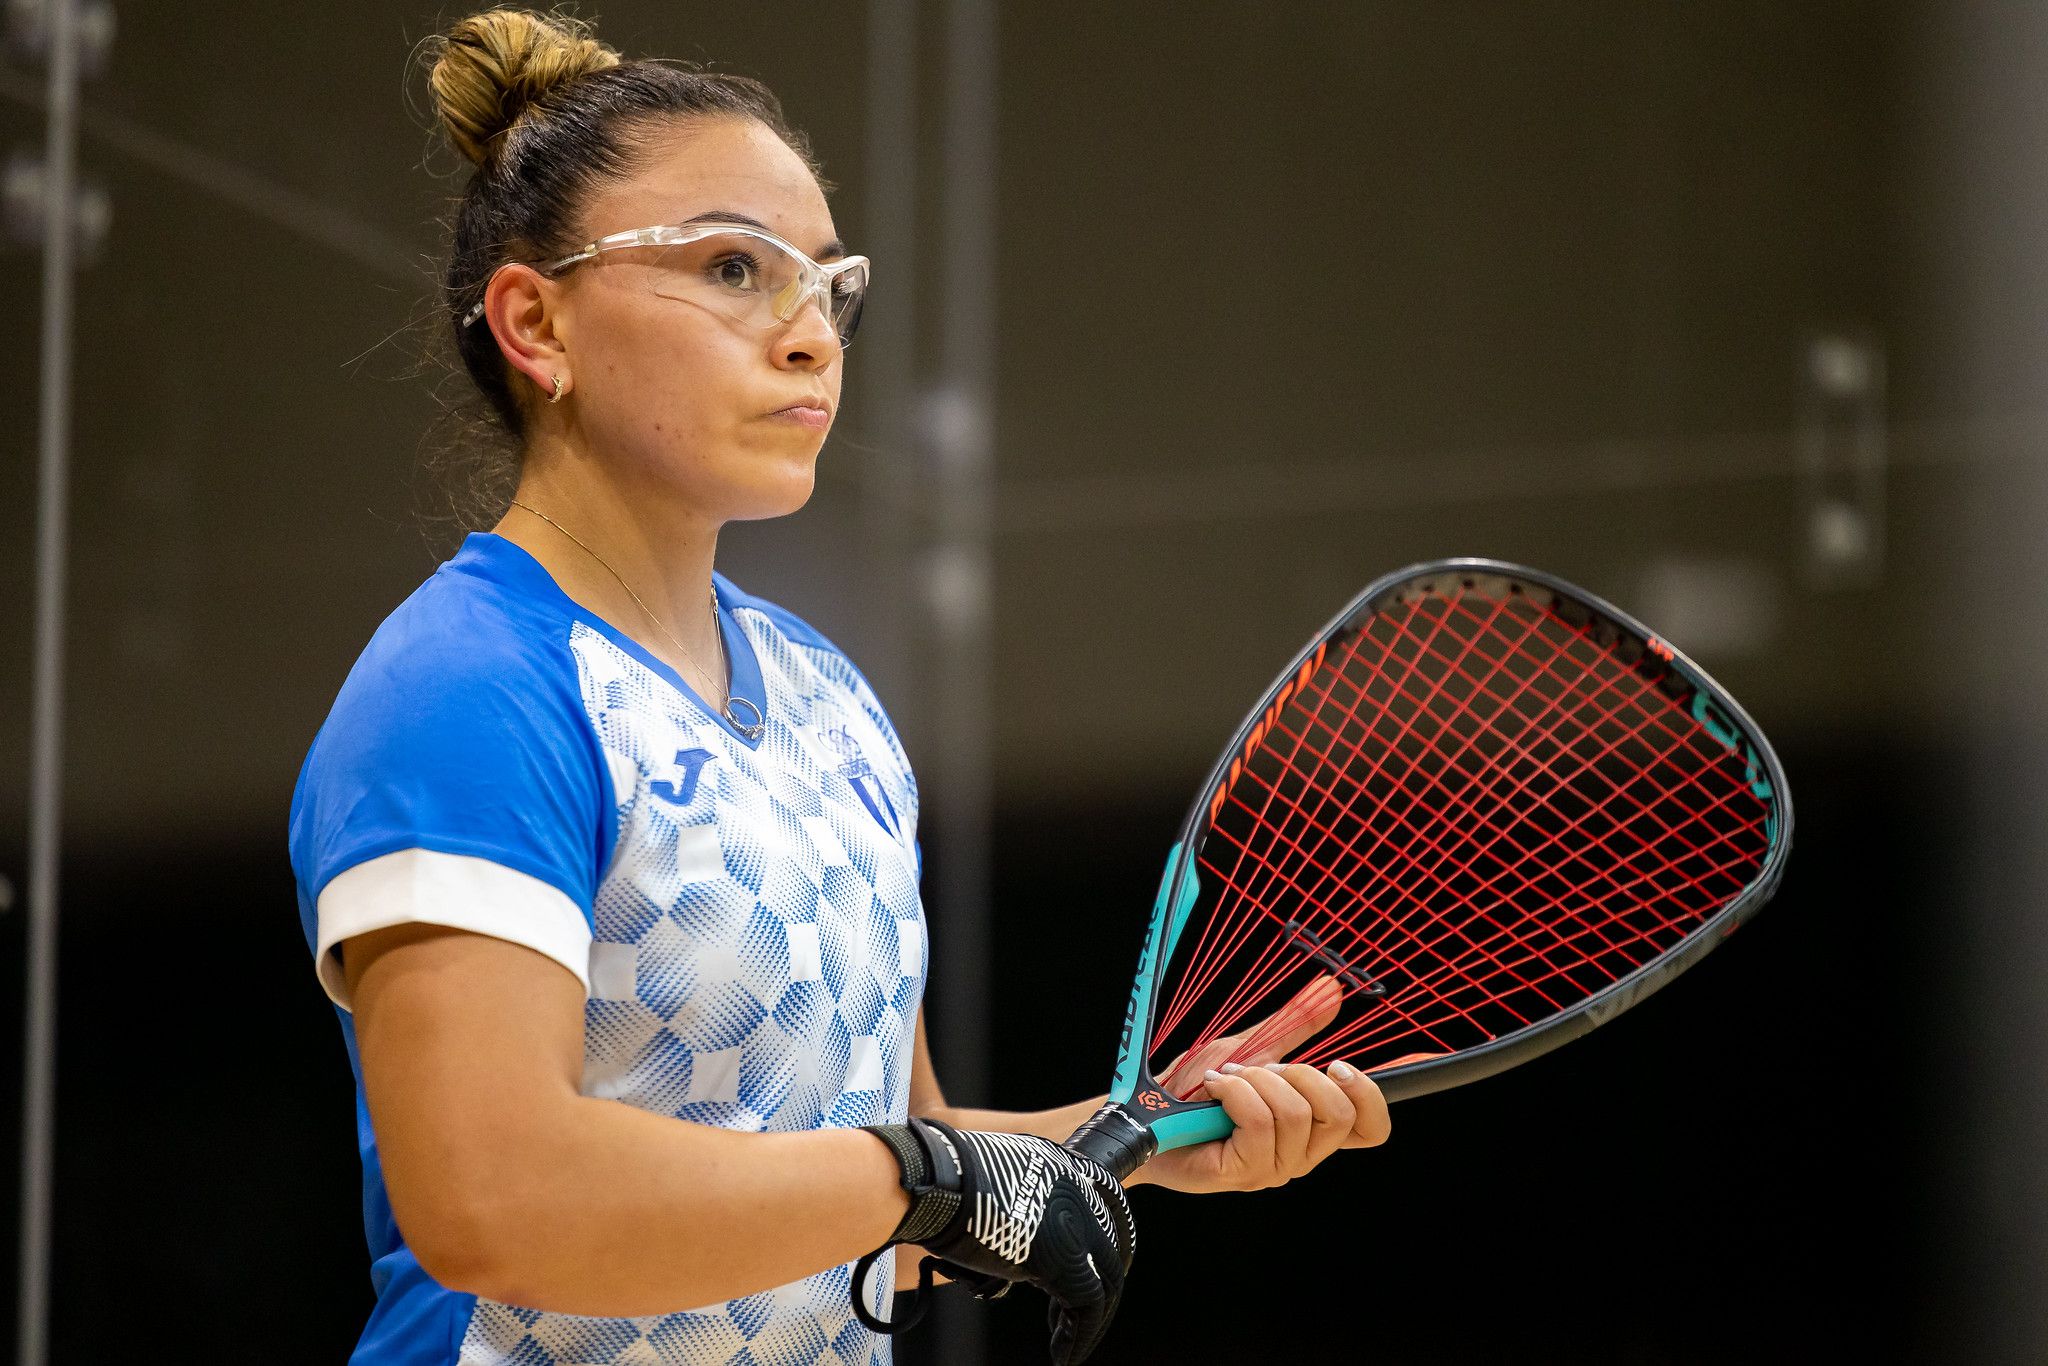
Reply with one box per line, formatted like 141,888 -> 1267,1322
922,0 -> 997,1360
928,0 -> 997,1124
19,0 -> 80,1360
930,0 -> 997,1110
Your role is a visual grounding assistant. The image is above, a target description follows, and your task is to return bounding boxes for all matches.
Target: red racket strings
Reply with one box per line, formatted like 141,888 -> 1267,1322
1149,584 -> 1773,1093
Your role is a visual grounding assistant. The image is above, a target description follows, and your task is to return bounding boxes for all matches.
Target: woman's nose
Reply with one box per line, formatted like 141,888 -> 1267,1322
773,288 -> 842,369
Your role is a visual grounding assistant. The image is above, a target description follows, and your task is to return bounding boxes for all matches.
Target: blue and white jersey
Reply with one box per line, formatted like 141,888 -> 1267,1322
289,532 -> 925,1366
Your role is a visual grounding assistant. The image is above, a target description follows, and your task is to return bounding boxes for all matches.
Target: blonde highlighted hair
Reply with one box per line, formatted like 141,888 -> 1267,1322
426,7 -> 621,169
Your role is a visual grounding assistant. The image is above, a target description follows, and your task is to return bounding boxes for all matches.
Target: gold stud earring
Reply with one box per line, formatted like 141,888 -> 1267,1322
548,374 -> 567,404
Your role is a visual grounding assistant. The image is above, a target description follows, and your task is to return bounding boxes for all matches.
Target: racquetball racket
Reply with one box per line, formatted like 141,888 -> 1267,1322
1064,558 -> 1792,1181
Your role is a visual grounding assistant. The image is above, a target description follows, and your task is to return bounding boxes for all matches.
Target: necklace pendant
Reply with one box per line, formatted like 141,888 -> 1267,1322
723,695 -> 766,741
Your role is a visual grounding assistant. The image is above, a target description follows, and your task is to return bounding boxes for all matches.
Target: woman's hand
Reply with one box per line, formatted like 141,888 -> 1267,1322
1133,976 -> 1392,1195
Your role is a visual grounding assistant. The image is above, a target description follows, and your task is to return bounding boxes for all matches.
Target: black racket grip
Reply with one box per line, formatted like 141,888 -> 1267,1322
1063,1102 -> 1158,1184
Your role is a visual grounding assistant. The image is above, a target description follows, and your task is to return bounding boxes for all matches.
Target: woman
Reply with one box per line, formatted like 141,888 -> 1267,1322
288,9 -> 1390,1364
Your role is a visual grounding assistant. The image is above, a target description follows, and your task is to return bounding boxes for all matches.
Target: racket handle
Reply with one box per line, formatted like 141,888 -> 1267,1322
1064,1097 -> 1163,1187
1064,1102 -> 1160,1183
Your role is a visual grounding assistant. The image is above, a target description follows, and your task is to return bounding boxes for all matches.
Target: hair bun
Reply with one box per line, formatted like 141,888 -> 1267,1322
428,7 -> 621,168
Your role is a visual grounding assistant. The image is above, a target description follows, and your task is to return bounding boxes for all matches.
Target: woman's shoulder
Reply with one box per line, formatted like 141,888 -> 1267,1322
288,544 -> 614,928
312,539 -> 591,765
347,535 -> 580,692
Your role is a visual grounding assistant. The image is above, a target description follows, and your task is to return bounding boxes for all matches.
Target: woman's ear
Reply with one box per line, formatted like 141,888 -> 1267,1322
483,263 -> 569,398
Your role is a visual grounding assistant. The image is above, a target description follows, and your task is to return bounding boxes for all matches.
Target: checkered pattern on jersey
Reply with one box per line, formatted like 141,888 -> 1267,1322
456,612 -> 923,1366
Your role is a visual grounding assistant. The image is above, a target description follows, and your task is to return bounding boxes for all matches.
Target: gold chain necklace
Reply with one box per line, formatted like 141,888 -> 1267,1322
509,499 -> 764,739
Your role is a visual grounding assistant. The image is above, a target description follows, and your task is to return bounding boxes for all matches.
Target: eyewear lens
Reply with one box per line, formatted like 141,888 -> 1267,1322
633,231 -> 867,346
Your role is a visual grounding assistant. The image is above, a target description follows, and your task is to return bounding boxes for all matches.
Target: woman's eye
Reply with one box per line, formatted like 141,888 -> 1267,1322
712,254 -> 762,289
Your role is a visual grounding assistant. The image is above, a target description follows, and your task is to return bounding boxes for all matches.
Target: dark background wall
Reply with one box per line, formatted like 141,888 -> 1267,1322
2,2 -> 2035,1362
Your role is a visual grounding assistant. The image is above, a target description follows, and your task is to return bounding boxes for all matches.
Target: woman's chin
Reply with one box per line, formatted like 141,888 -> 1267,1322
727,467 -> 817,522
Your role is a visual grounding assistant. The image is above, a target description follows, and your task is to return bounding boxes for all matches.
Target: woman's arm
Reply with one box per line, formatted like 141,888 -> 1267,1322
345,922 -> 910,1317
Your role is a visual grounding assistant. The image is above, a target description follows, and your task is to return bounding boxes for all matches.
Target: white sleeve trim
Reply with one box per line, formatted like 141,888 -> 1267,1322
313,848 -> 594,1012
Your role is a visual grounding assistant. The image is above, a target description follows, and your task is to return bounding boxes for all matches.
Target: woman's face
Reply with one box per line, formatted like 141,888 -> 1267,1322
542,117 -> 847,523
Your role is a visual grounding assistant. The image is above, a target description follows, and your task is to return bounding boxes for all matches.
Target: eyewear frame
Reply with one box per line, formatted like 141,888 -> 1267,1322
461,222 -> 870,345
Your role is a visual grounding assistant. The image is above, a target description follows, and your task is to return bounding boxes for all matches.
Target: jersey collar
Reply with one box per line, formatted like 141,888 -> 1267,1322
456,531 -> 770,750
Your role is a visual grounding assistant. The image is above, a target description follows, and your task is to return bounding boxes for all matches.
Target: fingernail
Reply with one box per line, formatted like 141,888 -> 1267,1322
1219,1062 -> 1244,1075
1264,1062 -> 1290,1073
1328,1060 -> 1358,1082
1203,1069 -> 1227,1084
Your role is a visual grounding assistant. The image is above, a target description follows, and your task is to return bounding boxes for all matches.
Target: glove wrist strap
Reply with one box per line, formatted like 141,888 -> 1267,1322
863,1117 -> 965,1247
853,1118 -> 971,1336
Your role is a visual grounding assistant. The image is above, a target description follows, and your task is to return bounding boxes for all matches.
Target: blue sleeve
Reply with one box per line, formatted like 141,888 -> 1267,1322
289,610 -> 615,924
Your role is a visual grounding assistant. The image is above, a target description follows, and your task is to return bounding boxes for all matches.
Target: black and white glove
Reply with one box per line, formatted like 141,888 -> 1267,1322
855,1116 -> 1137,1365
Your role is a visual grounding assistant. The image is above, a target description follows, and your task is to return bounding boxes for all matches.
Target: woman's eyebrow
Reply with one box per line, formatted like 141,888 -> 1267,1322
682,209 -> 845,260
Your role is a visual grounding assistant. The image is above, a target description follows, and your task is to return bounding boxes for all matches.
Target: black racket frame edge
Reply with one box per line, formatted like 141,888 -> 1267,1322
1112,557 -> 1796,1129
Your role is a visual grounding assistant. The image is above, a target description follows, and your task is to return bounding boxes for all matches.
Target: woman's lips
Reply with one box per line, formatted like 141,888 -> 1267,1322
767,405 -> 830,430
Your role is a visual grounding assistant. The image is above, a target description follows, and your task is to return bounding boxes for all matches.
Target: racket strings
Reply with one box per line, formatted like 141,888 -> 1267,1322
1155,676 -> 1504,1069
1154,594 -> 1538,1056
1255,601 -> 1763,1056
1172,589 -> 1610,1054
1148,614 -> 1433,1046
1219,599 -> 1625,1033
1244,625 -> 1757,1027
1179,708 -> 1745,1074
1148,585 -> 1772,1085
1249,591 -> 1738,968
1245,593 -> 1761,1056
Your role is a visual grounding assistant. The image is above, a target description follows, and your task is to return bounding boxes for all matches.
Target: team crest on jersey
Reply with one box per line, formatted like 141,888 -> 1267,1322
820,722 -> 903,840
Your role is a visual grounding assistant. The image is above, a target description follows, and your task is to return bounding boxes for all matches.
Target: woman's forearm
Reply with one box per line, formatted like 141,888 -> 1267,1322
431,1097 -> 910,1316
918,1094 -> 1158,1188
929,1095 -> 1099,1140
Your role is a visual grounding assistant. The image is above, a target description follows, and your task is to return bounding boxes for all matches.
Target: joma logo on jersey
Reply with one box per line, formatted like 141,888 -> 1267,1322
650,748 -> 715,806
820,723 -> 903,840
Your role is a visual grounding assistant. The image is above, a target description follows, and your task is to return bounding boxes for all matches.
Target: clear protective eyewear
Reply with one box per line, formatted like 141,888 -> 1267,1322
462,221 -> 869,348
